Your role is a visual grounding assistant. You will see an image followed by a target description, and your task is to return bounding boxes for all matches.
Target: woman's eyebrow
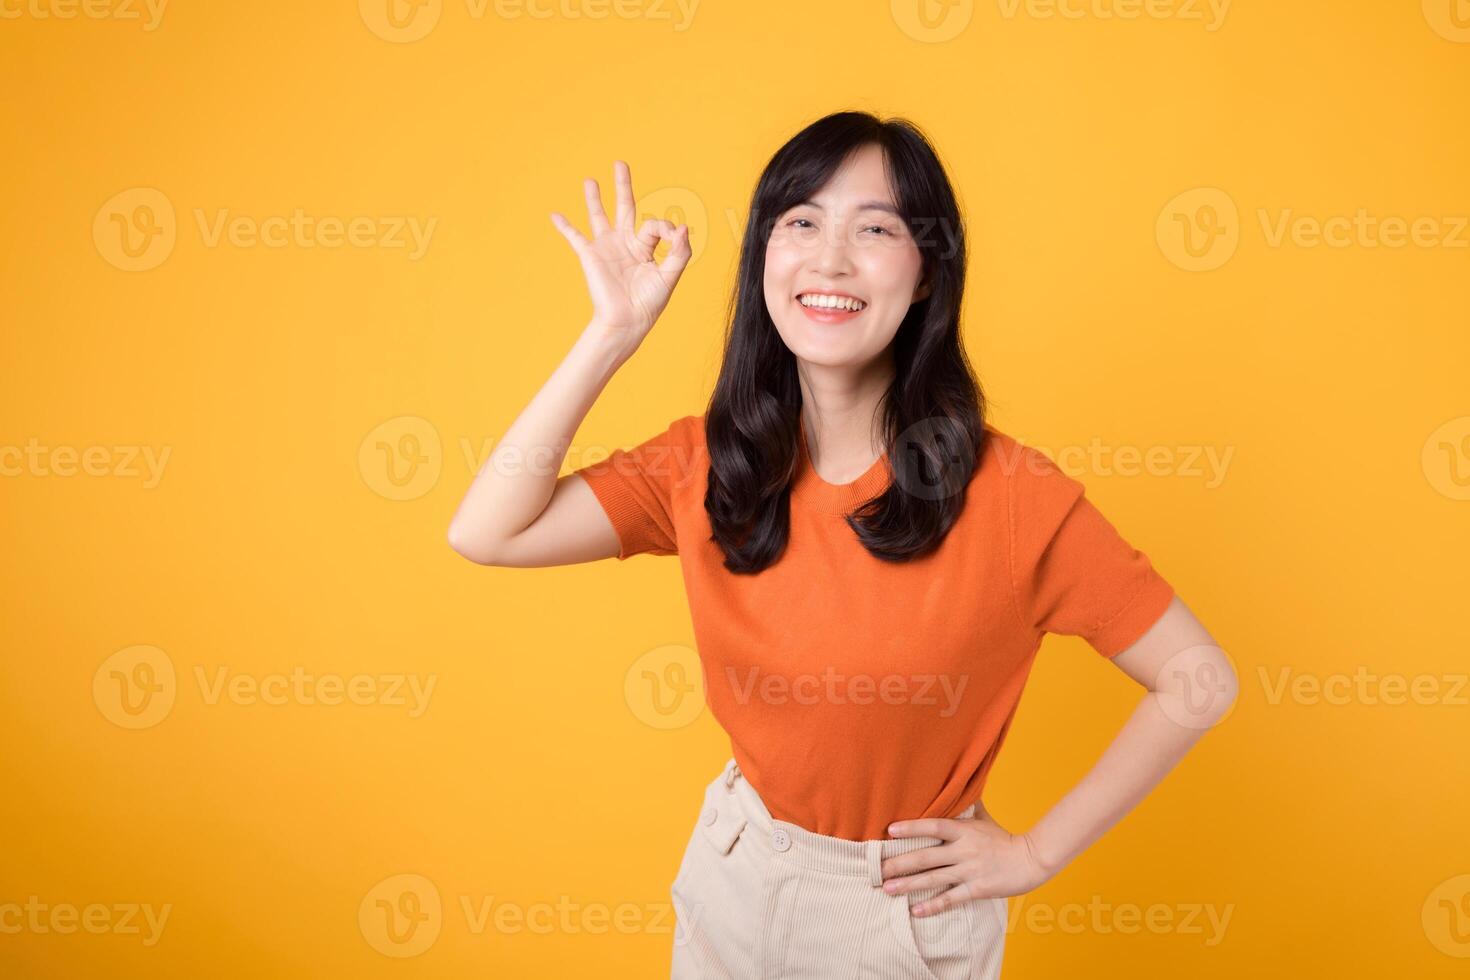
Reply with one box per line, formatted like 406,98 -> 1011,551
794,198 -> 904,217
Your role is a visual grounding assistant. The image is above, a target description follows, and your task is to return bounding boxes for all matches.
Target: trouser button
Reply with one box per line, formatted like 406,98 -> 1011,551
771,828 -> 791,852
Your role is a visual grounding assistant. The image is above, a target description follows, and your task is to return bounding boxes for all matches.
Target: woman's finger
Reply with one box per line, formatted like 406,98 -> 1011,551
549,211 -> 589,257
881,865 -> 953,896
880,841 -> 954,881
614,160 -> 636,233
634,217 -> 672,254
888,818 -> 963,842
910,879 -> 976,917
550,211 -> 590,256
658,223 -> 692,281
583,177 -> 611,236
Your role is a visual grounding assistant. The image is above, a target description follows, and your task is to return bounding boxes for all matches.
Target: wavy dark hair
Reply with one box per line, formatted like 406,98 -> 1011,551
703,110 -> 987,573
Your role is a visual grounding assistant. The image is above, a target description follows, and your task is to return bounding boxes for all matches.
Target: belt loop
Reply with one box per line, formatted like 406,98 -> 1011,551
866,840 -> 883,887
724,761 -> 739,789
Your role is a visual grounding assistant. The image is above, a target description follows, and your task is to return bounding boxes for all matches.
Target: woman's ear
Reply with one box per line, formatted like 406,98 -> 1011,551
912,274 -> 932,303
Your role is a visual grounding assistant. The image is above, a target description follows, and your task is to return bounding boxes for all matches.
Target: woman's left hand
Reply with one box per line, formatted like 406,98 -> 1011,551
881,813 -> 1052,915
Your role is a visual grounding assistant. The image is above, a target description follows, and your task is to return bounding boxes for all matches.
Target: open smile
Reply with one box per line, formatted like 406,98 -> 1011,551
796,291 -> 866,323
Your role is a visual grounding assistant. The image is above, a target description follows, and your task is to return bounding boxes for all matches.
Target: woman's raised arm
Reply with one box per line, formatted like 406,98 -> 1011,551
446,161 -> 691,567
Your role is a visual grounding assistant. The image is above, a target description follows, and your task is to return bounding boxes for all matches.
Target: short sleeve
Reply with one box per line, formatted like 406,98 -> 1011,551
1007,445 -> 1175,656
571,415 -> 698,560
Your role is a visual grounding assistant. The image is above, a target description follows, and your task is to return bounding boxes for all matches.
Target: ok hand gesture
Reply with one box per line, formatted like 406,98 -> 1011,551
550,160 -> 692,358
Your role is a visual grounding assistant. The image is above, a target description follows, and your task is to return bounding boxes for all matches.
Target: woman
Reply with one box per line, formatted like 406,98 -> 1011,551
448,111 -> 1236,979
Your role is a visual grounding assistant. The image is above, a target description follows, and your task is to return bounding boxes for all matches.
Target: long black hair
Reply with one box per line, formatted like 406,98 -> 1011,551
704,110 -> 987,573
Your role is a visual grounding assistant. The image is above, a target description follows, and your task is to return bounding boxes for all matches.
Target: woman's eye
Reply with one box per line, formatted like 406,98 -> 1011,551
864,225 -> 890,235
789,218 -> 814,228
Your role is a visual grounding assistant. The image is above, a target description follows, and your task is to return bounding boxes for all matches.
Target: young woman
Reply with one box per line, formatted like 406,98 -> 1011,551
448,111 -> 1236,979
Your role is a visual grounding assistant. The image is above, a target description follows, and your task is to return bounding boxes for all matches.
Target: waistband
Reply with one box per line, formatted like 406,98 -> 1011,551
717,757 -> 977,888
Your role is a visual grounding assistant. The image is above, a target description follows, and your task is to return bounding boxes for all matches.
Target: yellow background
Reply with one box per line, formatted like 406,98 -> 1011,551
3,0 -> 1468,976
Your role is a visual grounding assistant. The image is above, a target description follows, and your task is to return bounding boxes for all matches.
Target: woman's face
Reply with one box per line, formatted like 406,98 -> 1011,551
763,142 -> 930,368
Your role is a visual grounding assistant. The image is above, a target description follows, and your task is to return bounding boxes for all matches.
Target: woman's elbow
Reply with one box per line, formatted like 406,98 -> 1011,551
447,520 -> 502,565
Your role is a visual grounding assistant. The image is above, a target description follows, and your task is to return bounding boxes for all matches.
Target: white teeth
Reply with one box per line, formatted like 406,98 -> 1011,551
798,293 -> 865,311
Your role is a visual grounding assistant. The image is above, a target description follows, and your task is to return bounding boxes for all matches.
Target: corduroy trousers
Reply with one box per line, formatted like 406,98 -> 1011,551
670,757 -> 1007,979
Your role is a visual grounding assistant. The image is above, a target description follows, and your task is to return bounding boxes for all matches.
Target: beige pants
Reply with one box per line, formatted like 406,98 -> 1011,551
670,758 -> 1007,979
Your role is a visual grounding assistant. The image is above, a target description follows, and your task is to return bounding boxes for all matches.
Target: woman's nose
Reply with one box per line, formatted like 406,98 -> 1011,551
810,230 -> 856,275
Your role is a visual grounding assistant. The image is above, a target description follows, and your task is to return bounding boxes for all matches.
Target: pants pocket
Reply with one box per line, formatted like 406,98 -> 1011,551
885,884 -> 976,980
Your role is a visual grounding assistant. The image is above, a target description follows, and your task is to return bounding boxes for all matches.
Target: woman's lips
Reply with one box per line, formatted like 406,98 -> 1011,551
797,298 -> 864,324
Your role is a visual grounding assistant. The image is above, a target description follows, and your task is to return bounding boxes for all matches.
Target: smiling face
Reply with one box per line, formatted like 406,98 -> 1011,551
762,142 -> 930,368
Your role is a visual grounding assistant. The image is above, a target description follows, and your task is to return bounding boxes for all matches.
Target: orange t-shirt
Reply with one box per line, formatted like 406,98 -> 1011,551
574,413 -> 1175,841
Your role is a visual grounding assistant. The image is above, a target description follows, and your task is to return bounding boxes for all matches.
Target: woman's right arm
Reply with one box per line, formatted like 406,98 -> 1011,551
446,161 -> 691,568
